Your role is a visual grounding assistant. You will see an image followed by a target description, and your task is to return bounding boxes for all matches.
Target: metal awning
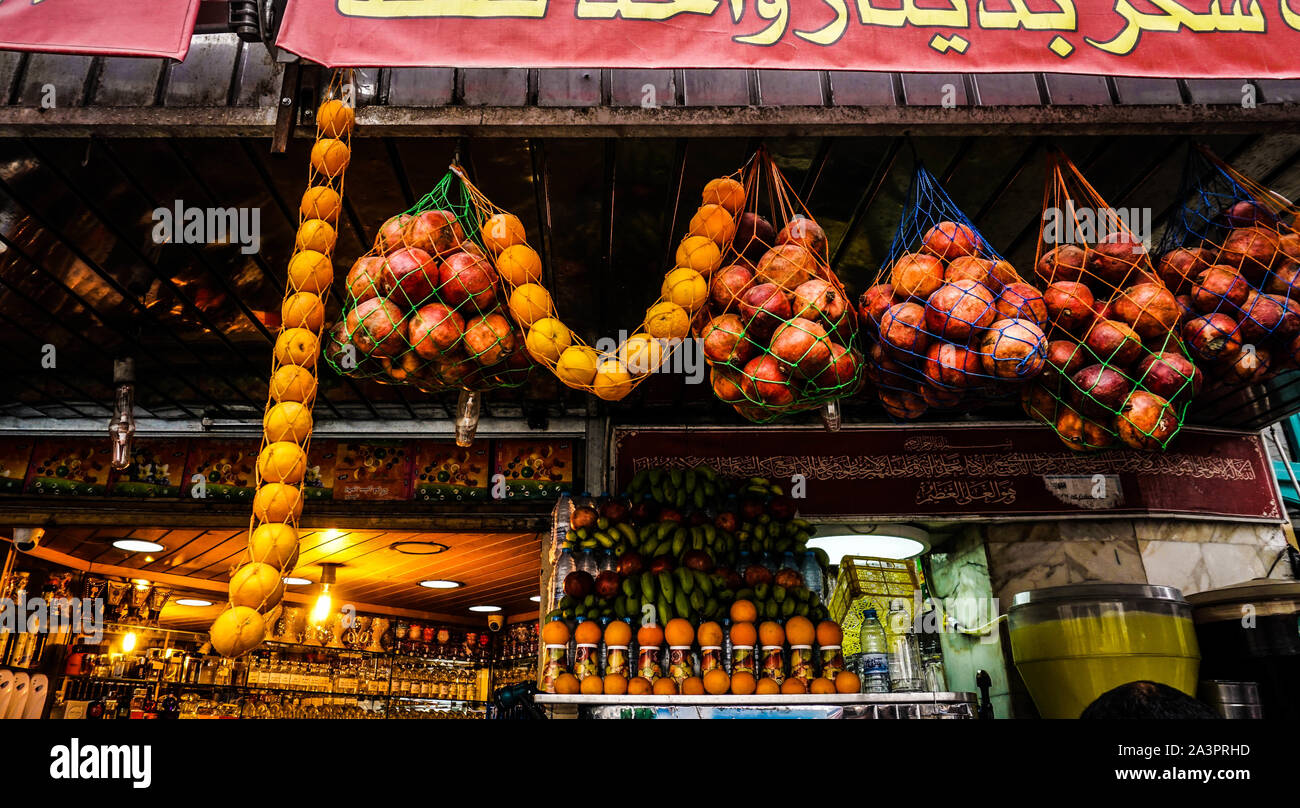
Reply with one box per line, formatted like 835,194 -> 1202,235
0,0 -> 210,62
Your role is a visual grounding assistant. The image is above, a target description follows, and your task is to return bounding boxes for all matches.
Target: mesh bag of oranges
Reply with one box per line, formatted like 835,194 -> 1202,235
1021,150 -> 1195,452
458,169 -> 693,402
1153,144 -> 1300,398
695,149 -> 863,423
323,168 -> 534,394
861,164 -> 1049,421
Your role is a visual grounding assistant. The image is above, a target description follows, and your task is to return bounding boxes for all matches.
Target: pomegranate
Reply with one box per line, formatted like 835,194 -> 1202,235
346,256 -> 386,304
792,278 -> 849,329
814,344 -> 859,389
1084,319 -> 1144,368
879,302 -> 930,360
995,282 -> 1049,329
1117,391 -> 1178,451
1087,231 -> 1148,286
770,318 -> 832,377
1219,346 -> 1271,385
1158,246 -> 1214,294
408,303 -> 465,359
738,283 -> 793,337
381,247 -> 439,309
405,209 -> 464,256
1114,283 -> 1180,342
979,318 -> 1047,379
1134,351 -> 1201,404
890,253 -> 945,300
733,212 -> 776,260
858,283 -> 898,329
879,387 -> 927,420
1175,294 -> 1196,325
649,555 -> 676,574
563,570 -> 594,598
710,264 -> 755,312
681,549 -> 715,573
922,342 -> 983,389
1235,292 -> 1286,344
1265,260 -> 1300,301
702,314 -> 756,366
1220,226 -> 1281,285
375,213 -> 413,253
1070,364 -> 1132,419
1056,405 -> 1116,452
777,215 -> 828,259
755,244 -> 817,290
740,355 -> 794,406
1021,383 -> 1059,425
345,298 -> 407,357
1223,199 -> 1279,228
944,256 -> 994,287
616,552 -> 645,577
924,280 -> 997,342
1036,244 -> 1086,283
1280,232 -> 1300,263
1043,281 -> 1096,334
1183,313 -> 1243,363
989,260 -> 1020,291
921,221 -> 981,261
463,313 -> 515,365
438,251 -> 499,311
1275,295 -> 1300,339
710,366 -> 746,402
594,570 -> 621,599
744,564 -> 774,587
919,383 -> 962,408
1043,339 -> 1088,385
1191,265 -> 1250,314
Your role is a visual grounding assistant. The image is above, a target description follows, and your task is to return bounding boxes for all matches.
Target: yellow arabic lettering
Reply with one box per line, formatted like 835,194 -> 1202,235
854,0 -> 970,28
1086,0 -> 1266,56
575,0 -> 721,20
796,0 -> 850,44
976,0 -> 1076,30
734,0 -> 789,45
337,0 -> 548,17
1282,0 -> 1300,30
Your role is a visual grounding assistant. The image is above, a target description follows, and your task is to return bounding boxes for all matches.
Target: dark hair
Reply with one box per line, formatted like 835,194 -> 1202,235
1080,681 -> 1220,719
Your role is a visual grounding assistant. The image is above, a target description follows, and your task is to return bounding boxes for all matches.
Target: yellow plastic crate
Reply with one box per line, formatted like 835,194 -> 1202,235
829,556 -> 919,656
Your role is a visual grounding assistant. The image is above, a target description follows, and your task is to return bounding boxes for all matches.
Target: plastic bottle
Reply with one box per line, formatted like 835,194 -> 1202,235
574,548 -> 598,577
552,547 -> 574,608
886,599 -> 923,692
797,551 -> 824,599
596,550 -> 615,574
858,608 -> 890,693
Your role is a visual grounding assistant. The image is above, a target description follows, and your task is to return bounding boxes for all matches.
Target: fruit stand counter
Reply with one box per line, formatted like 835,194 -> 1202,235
535,692 -> 977,720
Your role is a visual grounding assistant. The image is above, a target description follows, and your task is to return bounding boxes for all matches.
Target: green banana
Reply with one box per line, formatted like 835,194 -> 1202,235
640,571 -> 656,602
658,571 -> 675,602
675,590 -> 692,619
621,578 -> 636,598
675,567 -> 694,595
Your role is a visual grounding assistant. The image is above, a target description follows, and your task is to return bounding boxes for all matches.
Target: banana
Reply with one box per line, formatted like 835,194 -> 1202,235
616,523 -> 637,545
695,570 -> 713,597
658,571 -> 675,602
689,590 -> 705,611
671,528 -> 688,557
640,571 -> 656,602
684,470 -> 697,493
657,595 -> 673,623
676,567 -> 694,595
675,590 -> 692,618
669,469 -> 683,488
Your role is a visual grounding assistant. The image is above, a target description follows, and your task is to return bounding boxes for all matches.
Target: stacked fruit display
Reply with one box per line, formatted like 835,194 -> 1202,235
211,87 -> 356,657
324,170 -> 533,393
1154,146 -> 1300,393
1021,152 -> 1195,452
860,167 -> 1048,420
696,152 -> 863,422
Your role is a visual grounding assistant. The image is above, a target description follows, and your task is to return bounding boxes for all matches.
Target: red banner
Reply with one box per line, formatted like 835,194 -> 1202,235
613,424 -> 1285,522
277,0 -> 1300,77
0,0 -> 202,60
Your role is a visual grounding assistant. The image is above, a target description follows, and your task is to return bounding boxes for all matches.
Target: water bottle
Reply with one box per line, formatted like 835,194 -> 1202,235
780,551 -> 797,578
552,547 -> 574,608
886,599 -> 923,692
596,549 -> 615,574
858,608 -> 890,693
575,548 -> 598,577
797,552 -> 824,599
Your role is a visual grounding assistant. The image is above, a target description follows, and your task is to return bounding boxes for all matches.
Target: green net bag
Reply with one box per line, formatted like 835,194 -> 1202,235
324,169 -> 534,393
1022,150 -> 1195,452
695,149 -> 864,423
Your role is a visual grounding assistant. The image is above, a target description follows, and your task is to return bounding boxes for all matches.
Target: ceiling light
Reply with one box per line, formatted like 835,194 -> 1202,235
419,579 -> 462,589
282,577 -> 312,586
175,598 -> 213,607
312,564 -> 339,623
321,529 -> 344,541
121,631 -> 137,653
808,524 -> 930,562
468,605 -> 500,613
113,539 -> 164,553
394,541 -> 449,556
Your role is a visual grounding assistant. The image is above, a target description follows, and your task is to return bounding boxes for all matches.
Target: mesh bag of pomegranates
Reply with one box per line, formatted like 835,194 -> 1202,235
1153,144 -> 1300,399
861,164 -> 1050,421
1022,150 -> 1196,452
324,168 -> 534,393
694,149 -> 864,423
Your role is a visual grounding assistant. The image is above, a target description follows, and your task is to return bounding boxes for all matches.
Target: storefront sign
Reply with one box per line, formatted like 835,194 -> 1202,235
278,0 -> 1300,78
613,424 -> 1284,522
0,0 -> 203,60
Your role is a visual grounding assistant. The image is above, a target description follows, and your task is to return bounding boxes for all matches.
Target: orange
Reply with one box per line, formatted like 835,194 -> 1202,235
496,244 -> 543,285
508,283 -> 553,327
664,618 -> 694,647
316,99 -> 354,138
553,673 -> 580,694
676,235 -> 723,275
644,301 -> 691,340
688,203 -> 736,246
257,441 -> 307,484
274,328 -> 319,369
603,674 -> 628,695
252,482 -> 303,524
652,677 -> 679,696
604,620 -> 632,647
835,671 -> 861,694
555,345 -> 598,388
810,677 -> 837,695
627,676 -> 653,695
541,619 -> 570,646
758,621 -> 785,648
696,621 -> 724,647
620,334 -> 665,377
580,675 -> 604,695
482,212 -> 526,254
755,677 -> 781,695
703,668 -> 730,695
637,624 -> 663,647
525,318 -> 571,363
781,677 -> 807,695
287,250 -> 334,295
730,671 -> 757,695
310,137 -> 350,178
730,600 -> 757,623
248,523 -> 298,569
300,186 -> 341,224
574,620 -> 601,645
269,365 -> 317,405
816,620 -> 843,647
295,219 -> 337,255
592,360 -> 634,401
661,267 -> 708,313
729,621 -> 757,647
785,616 -> 815,646
263,401 -> 313,444
702,177 -> 745,214
681,676 -> 705,695
280,291 -> 325,332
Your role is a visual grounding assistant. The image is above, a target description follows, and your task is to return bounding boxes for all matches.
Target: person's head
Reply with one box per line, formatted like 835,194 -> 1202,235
1080,681 -> 1219,719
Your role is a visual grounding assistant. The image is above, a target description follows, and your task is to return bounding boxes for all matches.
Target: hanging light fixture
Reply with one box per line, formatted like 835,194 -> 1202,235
311,564 -> 339,623
109,357 -> 136,470
455,390 -> 481,447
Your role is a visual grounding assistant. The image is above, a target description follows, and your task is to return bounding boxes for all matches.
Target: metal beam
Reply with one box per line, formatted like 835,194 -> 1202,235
0,415 -> 589,437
